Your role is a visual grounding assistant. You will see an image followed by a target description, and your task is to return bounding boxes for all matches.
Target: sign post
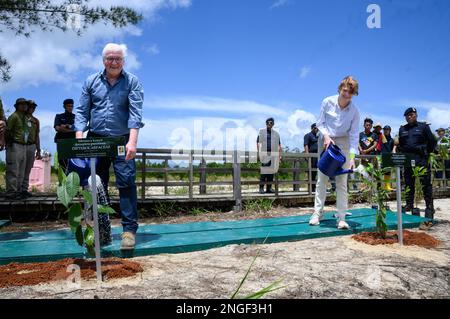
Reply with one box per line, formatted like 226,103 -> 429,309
381,153 -> 414,245
58,137 -> 126,281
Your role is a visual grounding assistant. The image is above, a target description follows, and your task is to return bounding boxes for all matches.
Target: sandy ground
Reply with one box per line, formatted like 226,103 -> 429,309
1,199 -> 449,299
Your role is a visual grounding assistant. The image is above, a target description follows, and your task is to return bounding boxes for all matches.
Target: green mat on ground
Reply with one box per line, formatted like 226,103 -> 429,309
0,208 -> 429,265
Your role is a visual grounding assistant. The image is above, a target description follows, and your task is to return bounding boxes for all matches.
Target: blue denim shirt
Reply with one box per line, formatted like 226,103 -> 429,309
75,69 -> 144,136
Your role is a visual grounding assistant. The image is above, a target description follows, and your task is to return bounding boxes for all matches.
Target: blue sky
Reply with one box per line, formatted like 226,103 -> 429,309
1,0 -> 450,157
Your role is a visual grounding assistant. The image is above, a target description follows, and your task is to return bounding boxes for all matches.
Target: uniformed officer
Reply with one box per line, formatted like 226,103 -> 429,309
397,107 -> 437,230
304,123 -> 319,192
54,98 -> 76,173
20,100 -> 41,198
5,98 -> 30,199
0,97 -> 6,150
257,118 -> 282,194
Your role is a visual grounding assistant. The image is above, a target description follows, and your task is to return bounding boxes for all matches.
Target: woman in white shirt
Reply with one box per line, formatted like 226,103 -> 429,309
309,76 -> 360,229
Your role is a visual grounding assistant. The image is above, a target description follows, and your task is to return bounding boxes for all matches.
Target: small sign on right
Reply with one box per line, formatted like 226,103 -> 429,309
381,153 -> 415,168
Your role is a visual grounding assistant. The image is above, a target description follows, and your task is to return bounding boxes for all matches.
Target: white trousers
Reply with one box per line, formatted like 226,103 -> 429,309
314,136 -> 350,221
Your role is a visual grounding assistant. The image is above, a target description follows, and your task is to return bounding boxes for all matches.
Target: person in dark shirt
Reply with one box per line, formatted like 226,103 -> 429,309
381,125 -> 394,154
358,118 -> 378,170
381,125 -> 394,191
397,107 -> 437,230
304,123 -> 319,192
54,98 -> 75,173
0,97 -> 6,150
373,123 -> 383,155
257,118 -> 281,194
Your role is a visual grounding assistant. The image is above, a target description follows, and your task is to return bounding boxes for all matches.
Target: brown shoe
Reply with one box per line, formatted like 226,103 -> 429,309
121,232 -> 136,250
419,221 -> 433,231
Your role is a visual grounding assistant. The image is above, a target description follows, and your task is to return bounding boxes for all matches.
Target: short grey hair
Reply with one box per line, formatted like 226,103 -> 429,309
102,43 -> 127,58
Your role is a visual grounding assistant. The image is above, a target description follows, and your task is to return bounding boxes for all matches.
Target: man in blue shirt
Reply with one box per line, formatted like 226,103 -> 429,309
74,43 -> 144,250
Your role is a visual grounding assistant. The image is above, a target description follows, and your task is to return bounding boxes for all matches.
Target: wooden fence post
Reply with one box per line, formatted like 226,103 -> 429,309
199,157 -> 207,195
293,159 -> 300,192
141,152 -> 146,200
164,159 -> 168,195
233,149 -> 242,211
189,152 -> 194,199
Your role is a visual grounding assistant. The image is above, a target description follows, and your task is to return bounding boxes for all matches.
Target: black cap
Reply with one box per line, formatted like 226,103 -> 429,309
63,98 -> 74,105
14,98 -> 29,107
383,125 -> 391,130
311,123 -> 317,129
404,107 -> 417,116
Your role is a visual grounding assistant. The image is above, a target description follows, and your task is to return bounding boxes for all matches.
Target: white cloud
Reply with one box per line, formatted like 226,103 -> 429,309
141,96 -> 318,153
299,66 -> 311,79
0,0 -> 191,91
396,99 -> 450,131
270,0 -> 290,9
145,44 -> 160,56
146,95 -> 289,116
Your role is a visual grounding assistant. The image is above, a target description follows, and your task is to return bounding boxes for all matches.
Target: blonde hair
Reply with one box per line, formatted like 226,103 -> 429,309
338,76 -> 359,96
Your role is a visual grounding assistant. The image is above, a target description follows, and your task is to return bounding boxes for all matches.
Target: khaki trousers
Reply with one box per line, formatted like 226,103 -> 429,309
5,143 -> 36,193
314,136 -> 350,221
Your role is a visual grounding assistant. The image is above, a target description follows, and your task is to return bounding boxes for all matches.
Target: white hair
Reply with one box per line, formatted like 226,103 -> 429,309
102,43 -> 127,58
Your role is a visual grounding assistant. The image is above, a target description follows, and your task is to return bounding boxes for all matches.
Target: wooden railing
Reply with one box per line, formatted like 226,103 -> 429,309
100,148 -> 450,211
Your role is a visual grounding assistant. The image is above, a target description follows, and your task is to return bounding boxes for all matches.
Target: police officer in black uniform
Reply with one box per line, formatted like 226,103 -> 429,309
54,98 -> 76,173
304,123 -> 319,192
397,107 -> 437,230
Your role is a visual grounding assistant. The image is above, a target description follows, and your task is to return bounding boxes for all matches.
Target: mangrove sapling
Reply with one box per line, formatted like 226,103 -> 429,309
56,167 -> 116,256
411,166 -> 427,215
359,163 -> 391,238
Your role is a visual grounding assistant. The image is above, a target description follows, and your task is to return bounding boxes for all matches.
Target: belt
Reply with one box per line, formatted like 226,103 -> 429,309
13,142 -> 35,145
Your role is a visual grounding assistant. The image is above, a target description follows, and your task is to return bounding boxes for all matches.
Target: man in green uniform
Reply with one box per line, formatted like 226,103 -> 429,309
19,100 -> 41,198
0,97 -> 6,150
5,98 -> 31,199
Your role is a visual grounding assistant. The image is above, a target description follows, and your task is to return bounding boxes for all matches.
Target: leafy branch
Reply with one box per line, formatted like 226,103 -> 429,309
57,167 -> 116,255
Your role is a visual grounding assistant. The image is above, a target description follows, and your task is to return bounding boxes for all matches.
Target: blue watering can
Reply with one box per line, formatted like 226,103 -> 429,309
318,144 -> 353,178
67,158 -> 98,187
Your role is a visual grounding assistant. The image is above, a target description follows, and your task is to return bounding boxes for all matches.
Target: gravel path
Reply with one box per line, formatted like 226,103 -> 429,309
1,199 -> 449,299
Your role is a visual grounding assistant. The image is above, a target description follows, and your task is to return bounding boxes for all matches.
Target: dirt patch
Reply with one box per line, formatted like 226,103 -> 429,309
352,230 -> 441,248
0,258 -> 143,288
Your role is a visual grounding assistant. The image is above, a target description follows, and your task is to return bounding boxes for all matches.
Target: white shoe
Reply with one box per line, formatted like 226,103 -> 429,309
309,212 -> 323,226
337,220 -> 349,229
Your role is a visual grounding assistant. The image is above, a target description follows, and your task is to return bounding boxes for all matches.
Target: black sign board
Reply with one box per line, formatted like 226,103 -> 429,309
381,153 -> 415,168
57,137 -> 126,160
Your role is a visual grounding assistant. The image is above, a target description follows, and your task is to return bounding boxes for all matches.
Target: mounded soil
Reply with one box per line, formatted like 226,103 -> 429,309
352,230 -> 441,248
0,258 -> 143,288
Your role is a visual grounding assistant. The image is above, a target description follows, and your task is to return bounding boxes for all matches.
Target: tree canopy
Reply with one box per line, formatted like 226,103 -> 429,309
0,0 -> 143,82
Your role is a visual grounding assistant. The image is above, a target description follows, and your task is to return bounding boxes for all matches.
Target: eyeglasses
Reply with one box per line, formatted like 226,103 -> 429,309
266,121 -> 274,125
104,57 -> 123,63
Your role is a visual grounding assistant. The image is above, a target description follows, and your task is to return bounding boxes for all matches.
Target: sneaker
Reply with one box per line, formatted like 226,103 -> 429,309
121,232 -> 136,250
419,221 -> 433,231
337,220 -> 350,229
265,188 -> 275,194
309,212 -> 323,226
